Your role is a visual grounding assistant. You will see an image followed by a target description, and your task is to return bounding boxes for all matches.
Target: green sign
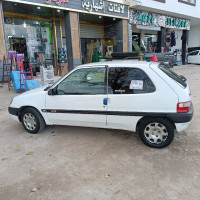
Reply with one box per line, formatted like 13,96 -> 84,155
166,18 -> 187,28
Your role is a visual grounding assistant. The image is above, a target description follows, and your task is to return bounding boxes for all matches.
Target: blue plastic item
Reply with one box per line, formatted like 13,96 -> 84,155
25,80 -> 40,91
13,80 -> 25,93
11,71 -> 25,81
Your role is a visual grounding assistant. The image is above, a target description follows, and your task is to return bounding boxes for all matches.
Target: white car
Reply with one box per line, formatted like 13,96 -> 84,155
188,50 -> 200,64
9,60 -> 193,148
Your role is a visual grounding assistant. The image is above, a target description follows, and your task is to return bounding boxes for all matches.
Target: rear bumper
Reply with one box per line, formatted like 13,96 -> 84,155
167,103 -> 194,123
175,122 -> 191,132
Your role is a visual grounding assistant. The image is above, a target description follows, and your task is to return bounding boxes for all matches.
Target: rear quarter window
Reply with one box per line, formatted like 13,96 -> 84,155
158,65 -> 187,88
108,67 -> 156,94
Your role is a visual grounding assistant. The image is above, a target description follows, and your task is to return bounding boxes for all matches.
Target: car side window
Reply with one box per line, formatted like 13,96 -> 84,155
189,51 -> 198,56
108,67 -> 156,94
57,67 -> 106,95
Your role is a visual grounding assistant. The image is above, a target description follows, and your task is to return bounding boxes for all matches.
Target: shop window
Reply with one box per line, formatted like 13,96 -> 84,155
108,68 -> 156,94
57,67 -> 106,95
4,18 -> 55,71
178,0 -> 196,6
144,34 -> 158,52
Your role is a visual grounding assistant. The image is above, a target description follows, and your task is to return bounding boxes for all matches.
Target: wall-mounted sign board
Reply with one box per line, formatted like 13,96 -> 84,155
130,9 -> 190,30
4,0 -> 129,19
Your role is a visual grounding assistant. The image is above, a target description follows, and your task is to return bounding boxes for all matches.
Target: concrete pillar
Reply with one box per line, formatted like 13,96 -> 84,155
157,27 -> 165,53
123,19 -> 128,52
128,23 -> 132,52
64,11 -> 81,71
116,19 -> 128,52
0,1 -> 7,60
182,30 -> 189,65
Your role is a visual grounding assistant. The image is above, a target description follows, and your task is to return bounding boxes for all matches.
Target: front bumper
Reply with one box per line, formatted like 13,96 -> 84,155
8,107 -> 20,122
8,107 -> 19,116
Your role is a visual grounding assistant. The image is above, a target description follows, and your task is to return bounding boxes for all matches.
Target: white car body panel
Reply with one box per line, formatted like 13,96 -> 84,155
10,86 -> 52,125
188,50 -> 200,64
46,95 -> 107,128
9,60 -> 192,133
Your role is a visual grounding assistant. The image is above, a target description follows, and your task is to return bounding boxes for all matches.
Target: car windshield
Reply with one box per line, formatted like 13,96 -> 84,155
158,65 -> 187,88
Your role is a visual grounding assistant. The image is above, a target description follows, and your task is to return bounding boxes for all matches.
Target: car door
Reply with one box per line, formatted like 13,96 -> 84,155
188,51 -> 198,64
197,51 -> 200,64
45,66 -> 107,128
106,67 -> 157,132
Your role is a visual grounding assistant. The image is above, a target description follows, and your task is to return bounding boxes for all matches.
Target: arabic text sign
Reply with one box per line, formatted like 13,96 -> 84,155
8,0 -> 128,18
81,0 -> 124,14
46,0 -> 68,6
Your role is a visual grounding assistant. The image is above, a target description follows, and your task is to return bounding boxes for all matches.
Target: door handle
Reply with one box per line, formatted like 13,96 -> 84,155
103,98 -> 108,105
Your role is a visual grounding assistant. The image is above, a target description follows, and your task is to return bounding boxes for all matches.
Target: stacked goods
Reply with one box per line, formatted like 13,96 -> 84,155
40,65 -> 54,86
11,71 -> 25,93
57,48 -> 68,76
11,71 -> 40,93
58,48 -> 67,63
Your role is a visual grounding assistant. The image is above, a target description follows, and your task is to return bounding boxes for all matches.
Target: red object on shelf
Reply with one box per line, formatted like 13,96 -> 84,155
17,61 -> 24,71
19,67 -> 34,94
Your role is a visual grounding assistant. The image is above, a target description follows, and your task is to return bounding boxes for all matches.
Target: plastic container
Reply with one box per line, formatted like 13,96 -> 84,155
25,80 -> 40,91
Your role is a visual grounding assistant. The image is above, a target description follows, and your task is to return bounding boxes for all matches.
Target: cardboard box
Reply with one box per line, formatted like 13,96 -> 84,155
57,63 -> 68,76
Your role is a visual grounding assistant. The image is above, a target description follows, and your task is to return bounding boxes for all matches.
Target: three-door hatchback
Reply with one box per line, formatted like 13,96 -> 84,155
9,60 -> 193,148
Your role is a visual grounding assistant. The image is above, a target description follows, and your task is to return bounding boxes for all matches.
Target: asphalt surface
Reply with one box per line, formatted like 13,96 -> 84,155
0,64 -> 200,200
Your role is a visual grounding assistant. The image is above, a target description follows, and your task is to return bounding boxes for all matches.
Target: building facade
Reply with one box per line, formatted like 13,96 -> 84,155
127,0 -> 200,64
0,0 -> 129,72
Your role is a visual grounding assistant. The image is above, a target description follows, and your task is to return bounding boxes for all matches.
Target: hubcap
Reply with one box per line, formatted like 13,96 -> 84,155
23,113 -> 37,131
144,123 -> 168,144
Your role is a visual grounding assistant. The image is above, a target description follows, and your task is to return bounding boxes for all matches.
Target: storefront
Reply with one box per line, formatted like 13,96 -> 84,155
0,0 -> 129,73
129,9 -> 190,64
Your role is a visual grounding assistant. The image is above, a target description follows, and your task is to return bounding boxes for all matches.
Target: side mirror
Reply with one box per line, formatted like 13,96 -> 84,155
48,88 -> 57,95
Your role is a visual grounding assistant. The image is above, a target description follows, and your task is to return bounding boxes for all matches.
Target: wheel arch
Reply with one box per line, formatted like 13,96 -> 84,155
18,106 -> 44,122
136,116 -> 176,131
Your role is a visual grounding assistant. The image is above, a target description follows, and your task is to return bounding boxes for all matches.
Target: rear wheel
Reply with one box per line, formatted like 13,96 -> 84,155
138,118 -> 174,148
21,107 -> 45,134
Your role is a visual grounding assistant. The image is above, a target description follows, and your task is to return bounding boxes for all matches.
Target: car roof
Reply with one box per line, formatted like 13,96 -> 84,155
77,60 -> 159,68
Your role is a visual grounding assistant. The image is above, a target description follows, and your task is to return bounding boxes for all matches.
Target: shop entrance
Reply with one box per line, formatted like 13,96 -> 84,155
10,38 -> 27,57
81,38 -> 102,64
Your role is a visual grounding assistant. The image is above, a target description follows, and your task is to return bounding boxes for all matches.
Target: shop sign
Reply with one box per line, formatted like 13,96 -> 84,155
11,0 -> 129,18
129,9 -> 190,30
81,0 -> 124,14
45,0 -> 68,6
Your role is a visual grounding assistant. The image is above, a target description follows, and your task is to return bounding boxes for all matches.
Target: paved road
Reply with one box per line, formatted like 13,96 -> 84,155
0,64 -> 200,200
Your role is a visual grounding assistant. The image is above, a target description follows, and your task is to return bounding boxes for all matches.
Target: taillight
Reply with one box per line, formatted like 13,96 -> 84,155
177,101 -> 191,113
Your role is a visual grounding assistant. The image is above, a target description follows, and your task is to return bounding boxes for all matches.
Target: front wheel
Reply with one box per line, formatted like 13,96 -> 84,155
138,118 -> 174,148
21,107 -> 46,134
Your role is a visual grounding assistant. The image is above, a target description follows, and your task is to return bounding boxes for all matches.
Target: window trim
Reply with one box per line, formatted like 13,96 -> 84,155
154,0 -> 166,3
178,0 -> 196,6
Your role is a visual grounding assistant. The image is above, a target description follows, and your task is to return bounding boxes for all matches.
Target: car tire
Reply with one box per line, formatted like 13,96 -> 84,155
138,118 -> 174,148
21,107 -> 46,134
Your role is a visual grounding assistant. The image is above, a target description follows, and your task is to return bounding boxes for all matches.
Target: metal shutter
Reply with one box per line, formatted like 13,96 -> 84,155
61,21 -> 66,37
61,21 -> 102,39
80,23 -> 102,39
